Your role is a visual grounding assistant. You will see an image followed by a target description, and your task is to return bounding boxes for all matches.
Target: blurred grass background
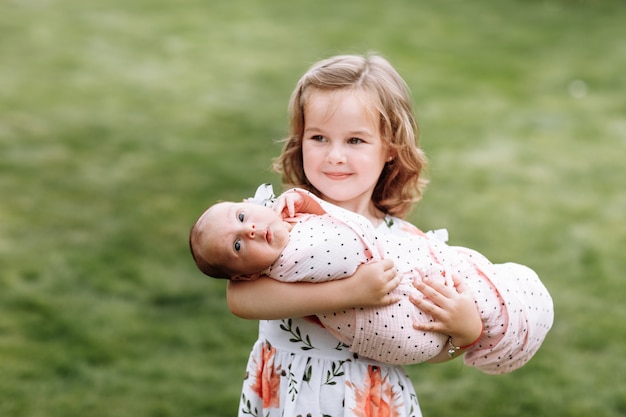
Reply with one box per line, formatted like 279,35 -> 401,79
1,0 -> 625,416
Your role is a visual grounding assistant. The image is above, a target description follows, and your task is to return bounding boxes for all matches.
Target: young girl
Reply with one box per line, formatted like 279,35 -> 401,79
226,54 -> 552,416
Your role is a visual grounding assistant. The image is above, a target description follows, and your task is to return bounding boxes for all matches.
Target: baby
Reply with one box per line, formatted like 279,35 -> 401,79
190,186 -> 553,370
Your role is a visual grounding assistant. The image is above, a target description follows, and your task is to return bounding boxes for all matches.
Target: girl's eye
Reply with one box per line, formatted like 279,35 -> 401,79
238,212 -> 245,222
234,239 -> 241,252
311,135 -> 326,142
348,137 -> 364,144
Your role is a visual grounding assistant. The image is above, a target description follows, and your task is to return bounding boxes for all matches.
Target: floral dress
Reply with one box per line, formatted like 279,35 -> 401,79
237,215 -> 424,417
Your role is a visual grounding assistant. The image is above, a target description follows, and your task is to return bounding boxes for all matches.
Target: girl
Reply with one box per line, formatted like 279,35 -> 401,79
226,54 -> 551,416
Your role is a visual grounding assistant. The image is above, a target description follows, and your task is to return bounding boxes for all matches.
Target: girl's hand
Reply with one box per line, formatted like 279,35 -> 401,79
410,273 -> 483,348
340,259 -> 401,308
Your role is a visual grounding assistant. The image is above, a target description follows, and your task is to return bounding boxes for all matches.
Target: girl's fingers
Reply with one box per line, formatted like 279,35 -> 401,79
410,273 -> 480,338
380,258 -> 396,272
384,294 -> 402,305
409,293 -> 442,316
413,278 -> 454,304
383,265 -> 401,294
412,321 -> 444,333
452,273 -> 469,294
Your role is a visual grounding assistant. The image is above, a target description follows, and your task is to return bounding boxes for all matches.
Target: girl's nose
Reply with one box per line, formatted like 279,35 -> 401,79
327,144 -> 347,164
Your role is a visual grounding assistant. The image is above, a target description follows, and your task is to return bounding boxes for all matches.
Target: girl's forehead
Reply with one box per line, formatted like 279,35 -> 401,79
307,88 -> 372,105
306,89 -> 378,120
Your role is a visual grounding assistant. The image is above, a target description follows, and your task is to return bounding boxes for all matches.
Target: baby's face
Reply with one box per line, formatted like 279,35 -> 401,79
204,201 -> 291,277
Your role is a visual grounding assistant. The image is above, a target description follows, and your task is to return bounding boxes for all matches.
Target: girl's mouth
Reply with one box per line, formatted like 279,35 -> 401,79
324,172 -> 351,180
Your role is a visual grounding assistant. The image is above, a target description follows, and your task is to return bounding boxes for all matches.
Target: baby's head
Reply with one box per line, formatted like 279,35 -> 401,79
189,200 -> 291,280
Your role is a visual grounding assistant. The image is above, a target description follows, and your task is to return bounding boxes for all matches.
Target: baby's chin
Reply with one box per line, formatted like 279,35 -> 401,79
274,233 -> 290,252
231,273 -> 263,281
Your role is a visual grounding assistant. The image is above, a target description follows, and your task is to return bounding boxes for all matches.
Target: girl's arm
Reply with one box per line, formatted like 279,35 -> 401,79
227,259 -> 400,319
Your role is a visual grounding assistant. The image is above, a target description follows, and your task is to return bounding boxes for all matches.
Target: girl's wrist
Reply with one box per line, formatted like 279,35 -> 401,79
447,322 -> 484,358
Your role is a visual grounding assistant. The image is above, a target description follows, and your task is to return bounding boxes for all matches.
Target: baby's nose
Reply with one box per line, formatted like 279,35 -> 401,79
246,224 -> 256,238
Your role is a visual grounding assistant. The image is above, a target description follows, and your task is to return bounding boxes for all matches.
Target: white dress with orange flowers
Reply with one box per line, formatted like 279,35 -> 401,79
237,216 -> 424,417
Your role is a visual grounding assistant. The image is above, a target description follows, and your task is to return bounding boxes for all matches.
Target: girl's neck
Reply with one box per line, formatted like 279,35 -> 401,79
336,200 -> 386,227
363,209 -> 386,227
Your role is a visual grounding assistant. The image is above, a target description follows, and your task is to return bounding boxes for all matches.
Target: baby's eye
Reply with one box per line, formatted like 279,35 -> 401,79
234,239 -> 241,252
237,211 -> 245,222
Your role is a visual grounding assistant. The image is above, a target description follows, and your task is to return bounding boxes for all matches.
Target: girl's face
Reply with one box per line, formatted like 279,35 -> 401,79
302,89 -> 391,218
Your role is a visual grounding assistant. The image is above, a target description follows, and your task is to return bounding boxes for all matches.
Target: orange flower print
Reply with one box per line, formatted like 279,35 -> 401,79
346,366 -> 401,417
250,342 -> 282,408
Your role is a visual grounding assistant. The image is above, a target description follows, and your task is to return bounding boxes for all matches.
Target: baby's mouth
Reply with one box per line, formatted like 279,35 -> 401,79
265,228 -> 273,244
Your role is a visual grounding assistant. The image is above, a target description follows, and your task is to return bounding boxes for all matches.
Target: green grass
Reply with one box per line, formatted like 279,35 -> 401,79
1,0 -> 625,416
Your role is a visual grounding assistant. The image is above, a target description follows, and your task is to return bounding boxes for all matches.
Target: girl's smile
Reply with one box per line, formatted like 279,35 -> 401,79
323,171 -> 352,180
